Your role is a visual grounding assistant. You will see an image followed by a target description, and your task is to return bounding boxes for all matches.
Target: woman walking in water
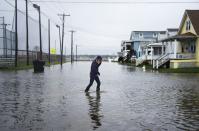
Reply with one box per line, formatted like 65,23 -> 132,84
85,56 -> 102,92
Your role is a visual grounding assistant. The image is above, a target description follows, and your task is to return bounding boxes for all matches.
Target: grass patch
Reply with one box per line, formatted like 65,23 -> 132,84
158,67 -> 199,73
0,65 -> 33,71
0,61 -> 67,71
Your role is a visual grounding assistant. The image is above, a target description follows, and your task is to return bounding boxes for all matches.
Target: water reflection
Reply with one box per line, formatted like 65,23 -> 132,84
0,72 -> 45,131
175,86 -> 199,130
85,92 -> 103,130
1,62 -> 199,130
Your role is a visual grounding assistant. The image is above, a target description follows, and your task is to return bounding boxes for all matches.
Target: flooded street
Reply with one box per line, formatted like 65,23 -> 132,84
0,62 -> 199,131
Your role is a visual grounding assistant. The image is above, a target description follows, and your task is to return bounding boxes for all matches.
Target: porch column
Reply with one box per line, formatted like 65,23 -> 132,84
151,46 -> 153,65
174,39 -> 177,59
146,47 -> 148,60
162,42 -> 164,55
124,43 -> 126,57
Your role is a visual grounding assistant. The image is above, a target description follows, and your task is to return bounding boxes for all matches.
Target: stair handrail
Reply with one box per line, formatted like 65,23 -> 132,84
155,53 -> 170,61
136,57 -> 144,66
153,53 -> 173,69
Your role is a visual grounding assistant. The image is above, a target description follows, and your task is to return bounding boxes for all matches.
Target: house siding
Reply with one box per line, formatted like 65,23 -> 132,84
170,59 -> 197,68
179,15 -> 197,35
130,31 -> 165,58
196,39 -> 199,62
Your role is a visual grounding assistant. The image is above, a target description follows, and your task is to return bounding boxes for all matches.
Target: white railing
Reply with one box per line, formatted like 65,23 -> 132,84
136,57 -> 146,66
176,53 -> 195,59
153,53 -> 196,69
153,53 -> 171,69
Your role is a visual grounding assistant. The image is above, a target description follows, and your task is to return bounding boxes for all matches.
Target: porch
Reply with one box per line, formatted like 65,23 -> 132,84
140,43 -> 165,61
162,32 -> 197,59
153,32 -> 197,69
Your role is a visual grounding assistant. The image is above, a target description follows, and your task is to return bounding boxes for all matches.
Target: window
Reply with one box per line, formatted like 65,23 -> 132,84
139,33 -> 143,38
190,43 -> 196,53
186,20 -> 191,31
126,45 -> 131,50
153,33 -> 157,37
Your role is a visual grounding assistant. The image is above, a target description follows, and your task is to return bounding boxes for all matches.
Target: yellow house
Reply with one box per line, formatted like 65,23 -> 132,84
157,10 -> 199,69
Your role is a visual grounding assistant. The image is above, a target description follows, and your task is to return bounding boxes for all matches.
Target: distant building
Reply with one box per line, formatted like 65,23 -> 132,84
130,31 -> 166,58
119,40 -> 133,62
119,31 -> 168,63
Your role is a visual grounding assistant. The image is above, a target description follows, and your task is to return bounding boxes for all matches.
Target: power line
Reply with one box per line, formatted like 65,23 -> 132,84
67,24 -> 129,40
4,0 -> 60,27
4,0 -> 112,40
29,1 -> 199,4
28,0 -> 61,26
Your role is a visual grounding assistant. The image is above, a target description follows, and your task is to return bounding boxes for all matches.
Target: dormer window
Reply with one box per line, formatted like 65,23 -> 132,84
186,20 -> 191,31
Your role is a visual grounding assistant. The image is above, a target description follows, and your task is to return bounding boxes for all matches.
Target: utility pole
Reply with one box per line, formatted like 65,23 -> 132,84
33,4 -> 42,60
65,46 -> 66,56
25,0 -> 29,65
48,19 -> 51,64
76,45 -> 77,61
15,0 -> 18,67
2,17 -> 5,58
58,13 -> 70,66
56,25 -> 62,60
69,30 -> 75,63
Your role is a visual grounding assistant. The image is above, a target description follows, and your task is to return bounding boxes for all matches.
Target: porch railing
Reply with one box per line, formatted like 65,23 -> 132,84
153,52 -> 195,69
176,53 -> 195,59
153,53 -> 172,69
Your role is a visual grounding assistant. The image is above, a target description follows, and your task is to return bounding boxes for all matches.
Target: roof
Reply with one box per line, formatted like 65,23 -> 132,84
147,43 -> 163,47
130,30 -> 166,39
132,31 -> 166,33
121,40 -> 133,43
177,32 -> 197,37
186,10 -> 199,35
167,28 -> 178,32
161,32 -> 197,42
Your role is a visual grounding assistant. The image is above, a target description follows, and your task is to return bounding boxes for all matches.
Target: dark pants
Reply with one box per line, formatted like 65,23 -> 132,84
85,75 -> 101,92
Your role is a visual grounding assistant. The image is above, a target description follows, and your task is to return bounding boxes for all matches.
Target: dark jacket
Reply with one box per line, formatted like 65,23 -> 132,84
90,60 -> 101,77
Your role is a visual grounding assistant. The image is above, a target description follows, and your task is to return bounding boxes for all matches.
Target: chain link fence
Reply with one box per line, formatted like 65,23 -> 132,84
0,0 -> 64,67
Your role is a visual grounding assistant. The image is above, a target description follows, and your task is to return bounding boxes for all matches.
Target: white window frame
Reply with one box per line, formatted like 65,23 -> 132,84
186,20 -> 191,31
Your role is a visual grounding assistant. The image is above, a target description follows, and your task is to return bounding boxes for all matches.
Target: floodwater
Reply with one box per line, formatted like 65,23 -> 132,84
0,62 -> 199,131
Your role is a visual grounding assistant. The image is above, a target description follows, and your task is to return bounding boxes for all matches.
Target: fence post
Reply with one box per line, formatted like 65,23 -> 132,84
48,19 -> 51,64
2,17 -> 5,58
15,0 -> 18,67
157,61 -> 159,69
10,31 -> 12,57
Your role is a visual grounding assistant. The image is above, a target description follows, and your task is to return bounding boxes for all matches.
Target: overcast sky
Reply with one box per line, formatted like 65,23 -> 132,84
1,0 -> 199,55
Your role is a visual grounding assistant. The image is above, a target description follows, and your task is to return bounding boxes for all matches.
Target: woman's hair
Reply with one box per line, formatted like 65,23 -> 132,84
96,56 -> 102,61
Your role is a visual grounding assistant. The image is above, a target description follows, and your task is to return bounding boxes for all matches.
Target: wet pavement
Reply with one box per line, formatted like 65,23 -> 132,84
0,62 -> 199,131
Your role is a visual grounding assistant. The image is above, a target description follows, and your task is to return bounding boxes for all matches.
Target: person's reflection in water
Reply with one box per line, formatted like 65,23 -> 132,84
85,92 -> 103,130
